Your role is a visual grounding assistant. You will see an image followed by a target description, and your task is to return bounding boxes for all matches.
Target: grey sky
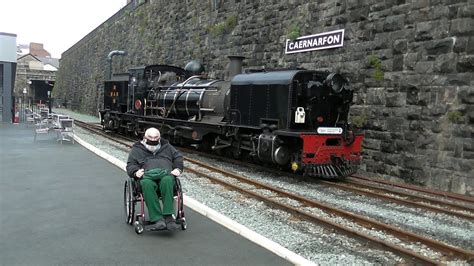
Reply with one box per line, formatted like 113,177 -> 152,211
0,0 -> 126,58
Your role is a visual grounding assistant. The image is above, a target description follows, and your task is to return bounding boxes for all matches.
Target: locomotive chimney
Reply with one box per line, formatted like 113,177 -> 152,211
228,56 -> 245,80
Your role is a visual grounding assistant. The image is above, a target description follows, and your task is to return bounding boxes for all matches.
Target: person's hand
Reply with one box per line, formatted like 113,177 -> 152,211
170,168 -> 181,177
135,169 -> 145,178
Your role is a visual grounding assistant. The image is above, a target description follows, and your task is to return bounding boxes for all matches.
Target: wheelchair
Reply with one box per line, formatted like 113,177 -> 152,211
123,176 -> 187,234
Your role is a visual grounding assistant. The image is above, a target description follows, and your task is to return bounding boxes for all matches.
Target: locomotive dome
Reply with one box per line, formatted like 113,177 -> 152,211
184,60 -> 205,75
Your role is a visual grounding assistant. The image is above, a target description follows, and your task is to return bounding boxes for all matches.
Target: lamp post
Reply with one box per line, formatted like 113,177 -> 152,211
27,80 -> 32,109
22,88 -> 27,121
47,90 -> 52,113
130,76 -> 137,113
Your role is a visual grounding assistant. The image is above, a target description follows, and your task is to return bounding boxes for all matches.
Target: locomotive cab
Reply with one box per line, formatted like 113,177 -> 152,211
103,73 -> 129,113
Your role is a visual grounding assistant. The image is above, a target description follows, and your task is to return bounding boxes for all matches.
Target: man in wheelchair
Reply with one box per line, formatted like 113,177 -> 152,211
126,127 -> 184,231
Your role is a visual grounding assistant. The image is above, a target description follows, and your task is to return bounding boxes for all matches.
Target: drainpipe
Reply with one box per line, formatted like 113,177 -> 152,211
107,50 -> 127,79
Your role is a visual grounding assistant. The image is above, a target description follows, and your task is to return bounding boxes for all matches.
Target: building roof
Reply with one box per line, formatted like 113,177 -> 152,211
17,53 -> 60,69
17,43 -> 59,68
17,53 -> 41,62
37,56 -> 59,68
43,64 -> 58,71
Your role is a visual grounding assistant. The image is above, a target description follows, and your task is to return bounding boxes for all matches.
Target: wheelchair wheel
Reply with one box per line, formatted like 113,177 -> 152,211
181,218 -> 187,230
134,221 -> 144,234
123,179 -> 135,225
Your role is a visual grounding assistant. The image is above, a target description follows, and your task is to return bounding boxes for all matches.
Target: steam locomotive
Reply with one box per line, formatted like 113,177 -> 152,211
99,56 -> 363,179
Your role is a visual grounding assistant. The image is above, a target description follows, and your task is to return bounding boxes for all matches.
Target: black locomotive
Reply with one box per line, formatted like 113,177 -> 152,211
99,56 -> 363,178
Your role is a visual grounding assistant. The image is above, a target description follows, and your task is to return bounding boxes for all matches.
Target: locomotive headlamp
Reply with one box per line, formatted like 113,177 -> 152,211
326,73 -> 346,94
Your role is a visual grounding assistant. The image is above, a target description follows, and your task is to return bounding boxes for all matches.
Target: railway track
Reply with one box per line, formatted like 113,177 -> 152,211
182,148 -> 474,221
339,177 -> 474,221
74,120 -> 474,264
349,174 -> 474,205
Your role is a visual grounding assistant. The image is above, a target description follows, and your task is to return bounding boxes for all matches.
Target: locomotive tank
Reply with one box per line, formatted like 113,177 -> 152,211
229,70 -> 353,131
145,78 -> 230,123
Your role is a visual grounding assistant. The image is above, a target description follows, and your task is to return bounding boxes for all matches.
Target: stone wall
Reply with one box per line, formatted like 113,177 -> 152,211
55,0 -> 474,195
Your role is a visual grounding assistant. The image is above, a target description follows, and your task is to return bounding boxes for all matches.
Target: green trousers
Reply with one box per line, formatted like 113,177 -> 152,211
140,168 -> 175,222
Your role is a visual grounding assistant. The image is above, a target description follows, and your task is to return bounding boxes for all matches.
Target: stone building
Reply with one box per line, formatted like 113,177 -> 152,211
15,54 -> 56,106
55,0 -> 473,195
14,42 -> 58,108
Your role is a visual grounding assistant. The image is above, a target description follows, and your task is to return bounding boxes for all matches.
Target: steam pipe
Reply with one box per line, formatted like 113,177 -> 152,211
107,50 -> 127,79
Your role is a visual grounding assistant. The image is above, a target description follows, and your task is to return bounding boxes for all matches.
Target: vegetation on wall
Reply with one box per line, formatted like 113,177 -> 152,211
352,114 -> 368,128
209,16 -> 237,37
136,8 -> 148,35
447,111 -> 464,123
287,25 -> 301,41
368,55 -> 384,81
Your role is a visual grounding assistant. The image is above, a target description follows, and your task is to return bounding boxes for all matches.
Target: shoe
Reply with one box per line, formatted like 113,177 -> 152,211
151,218 -> 166,230
164,215 -> 179,231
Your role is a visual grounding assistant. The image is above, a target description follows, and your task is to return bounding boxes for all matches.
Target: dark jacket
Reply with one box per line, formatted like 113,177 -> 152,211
126,138 -> 184,178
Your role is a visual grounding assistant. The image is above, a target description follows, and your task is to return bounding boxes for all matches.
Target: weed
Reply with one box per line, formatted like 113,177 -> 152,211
287,25 -> 300,41
447,111 -> 464,123
368,55 -> 384,81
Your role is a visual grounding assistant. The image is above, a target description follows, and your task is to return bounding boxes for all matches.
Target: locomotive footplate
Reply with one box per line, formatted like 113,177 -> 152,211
303,160 -> 358,179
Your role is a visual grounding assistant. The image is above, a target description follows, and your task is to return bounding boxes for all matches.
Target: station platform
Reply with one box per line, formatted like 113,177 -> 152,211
0,122 -> 294,265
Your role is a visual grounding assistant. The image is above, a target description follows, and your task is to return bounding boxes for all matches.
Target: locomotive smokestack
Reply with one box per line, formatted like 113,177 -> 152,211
228,56 -> 245,80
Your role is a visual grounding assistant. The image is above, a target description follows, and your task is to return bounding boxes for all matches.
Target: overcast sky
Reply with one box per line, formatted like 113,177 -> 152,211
0,0 -> 127,58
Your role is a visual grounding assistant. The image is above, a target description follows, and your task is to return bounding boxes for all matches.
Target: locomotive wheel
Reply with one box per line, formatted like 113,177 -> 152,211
134,128 -> 141,138
232,149 -> 241,159
107,119 -> 114,130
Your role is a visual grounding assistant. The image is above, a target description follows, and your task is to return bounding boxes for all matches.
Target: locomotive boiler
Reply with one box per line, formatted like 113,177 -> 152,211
100,56 -> 363,179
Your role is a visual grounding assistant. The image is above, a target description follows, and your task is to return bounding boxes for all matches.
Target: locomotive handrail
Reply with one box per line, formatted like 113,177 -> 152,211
168,75 -> 204,116
157,75 -> 204,131
149,70 -> 161,87
180,75 -> 203,88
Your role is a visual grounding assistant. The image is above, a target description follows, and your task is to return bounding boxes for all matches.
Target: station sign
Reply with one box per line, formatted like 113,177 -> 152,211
285,29 -> 344,54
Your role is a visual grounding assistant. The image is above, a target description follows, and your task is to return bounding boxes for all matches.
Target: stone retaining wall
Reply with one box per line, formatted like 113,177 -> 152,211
55,0 -> 474,195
